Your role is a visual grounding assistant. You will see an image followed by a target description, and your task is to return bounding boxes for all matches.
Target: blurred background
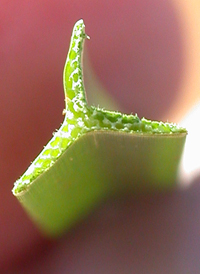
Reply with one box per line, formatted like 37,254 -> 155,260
1,1 -> 200,273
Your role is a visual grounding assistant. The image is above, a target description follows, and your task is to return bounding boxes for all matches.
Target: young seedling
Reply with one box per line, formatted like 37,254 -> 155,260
12,19 -> 187,237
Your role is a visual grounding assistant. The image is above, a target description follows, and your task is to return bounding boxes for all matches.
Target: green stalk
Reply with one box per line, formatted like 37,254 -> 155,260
12,19 -> 187,237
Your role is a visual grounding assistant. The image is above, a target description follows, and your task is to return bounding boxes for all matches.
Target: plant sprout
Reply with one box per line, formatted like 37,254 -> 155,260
12,19 -> 187,237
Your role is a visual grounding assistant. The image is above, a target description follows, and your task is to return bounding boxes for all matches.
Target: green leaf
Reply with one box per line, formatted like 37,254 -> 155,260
12,19 -> 187,237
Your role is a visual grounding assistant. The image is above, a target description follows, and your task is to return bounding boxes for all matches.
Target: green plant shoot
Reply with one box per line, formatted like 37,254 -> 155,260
12,19 -> 187,237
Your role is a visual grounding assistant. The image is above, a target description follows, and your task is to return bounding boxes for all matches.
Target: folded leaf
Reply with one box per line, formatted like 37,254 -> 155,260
12,19 -> 187,237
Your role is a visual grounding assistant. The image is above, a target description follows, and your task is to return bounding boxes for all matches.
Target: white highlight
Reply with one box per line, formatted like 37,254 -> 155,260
178,102 -> 200,187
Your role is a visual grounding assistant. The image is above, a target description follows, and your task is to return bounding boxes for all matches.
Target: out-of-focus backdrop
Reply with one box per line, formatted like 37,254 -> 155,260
1,1 -> 200,273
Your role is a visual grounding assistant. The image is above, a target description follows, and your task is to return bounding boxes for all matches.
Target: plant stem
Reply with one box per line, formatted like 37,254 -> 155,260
12,19 -> 187,237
